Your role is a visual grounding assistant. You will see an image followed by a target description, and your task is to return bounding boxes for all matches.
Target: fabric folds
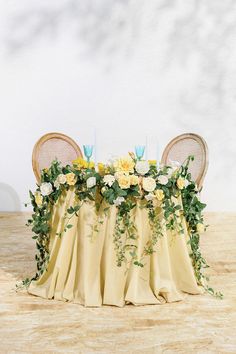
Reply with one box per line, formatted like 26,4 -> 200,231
28,191 -> 203,306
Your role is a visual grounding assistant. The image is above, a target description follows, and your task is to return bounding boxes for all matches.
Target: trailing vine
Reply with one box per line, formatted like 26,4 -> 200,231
18,155 -> 222,299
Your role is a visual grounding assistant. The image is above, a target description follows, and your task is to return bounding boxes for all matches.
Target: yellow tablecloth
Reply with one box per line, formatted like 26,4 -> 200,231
28,189 -> 203,307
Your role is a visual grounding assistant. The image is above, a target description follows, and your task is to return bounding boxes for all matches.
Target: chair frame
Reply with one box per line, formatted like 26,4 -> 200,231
32,132 -> 82,183
161,133 -> 209,189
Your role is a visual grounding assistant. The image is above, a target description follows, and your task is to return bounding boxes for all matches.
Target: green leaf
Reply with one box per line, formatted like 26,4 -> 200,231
67,207 -> 74,214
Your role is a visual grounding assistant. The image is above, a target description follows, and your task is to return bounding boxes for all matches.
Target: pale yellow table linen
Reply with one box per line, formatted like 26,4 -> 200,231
28,189 -> 203,307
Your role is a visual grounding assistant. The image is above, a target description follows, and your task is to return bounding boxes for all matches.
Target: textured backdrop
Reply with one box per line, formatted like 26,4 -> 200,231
0,0 -> 235,211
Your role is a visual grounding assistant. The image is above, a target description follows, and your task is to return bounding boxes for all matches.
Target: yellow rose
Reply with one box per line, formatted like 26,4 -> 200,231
148,160 -> 157,166
118,175 -> 130,189
130,175 -> 139,185
72,157 -> 87,169
197,223 -> 205,233
155,189 -> 164,201
66,172 -> 77,186
114,156 -> 135,173
34,191 -> 43,207
177,177 -> 186,190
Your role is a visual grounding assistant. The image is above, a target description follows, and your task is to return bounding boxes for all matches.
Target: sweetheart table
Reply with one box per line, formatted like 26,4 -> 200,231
26,155 -> 217,306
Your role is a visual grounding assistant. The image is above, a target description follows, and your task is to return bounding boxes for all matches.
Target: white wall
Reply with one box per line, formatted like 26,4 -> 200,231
0,0 -> 236,211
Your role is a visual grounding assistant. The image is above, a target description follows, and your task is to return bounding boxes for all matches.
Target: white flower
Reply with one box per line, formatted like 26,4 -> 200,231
167,160 -> 181,177
135,161 -> 150,175
57,174 -> 67,184
103,174 -> 115,187
54,174 -> 67,189
145,193 -> 155,201
54,180 -> 60,189
158,175 -> 169,185
113,196 -> 125,206
87,176 -> 96,188
142,177 -> 156,192
40,182 -> 53,196
170,160 -> 181,169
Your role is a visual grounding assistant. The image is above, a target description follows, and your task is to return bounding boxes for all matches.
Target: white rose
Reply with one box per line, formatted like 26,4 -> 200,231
54,180 -> 60,189
167,160 -> 181,177
103,174 -> 115,187
170,160 -> 181,169
135,161 -> 150,175
87,176 -> 96,188
40,182 -> 53,196
142,177 -> 156,192
57,174 -> 67,184
54,174 -> 67,189
113,196 -> 125,206
145,193 -> 155,201
158,175 -> 169,185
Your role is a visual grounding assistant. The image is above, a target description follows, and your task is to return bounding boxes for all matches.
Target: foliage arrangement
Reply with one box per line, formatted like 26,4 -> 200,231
23,154 -> 222,298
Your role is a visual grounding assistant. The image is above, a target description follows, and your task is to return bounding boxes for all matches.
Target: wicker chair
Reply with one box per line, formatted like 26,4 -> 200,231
161,133 -> 209,189
32,132 -> 82,183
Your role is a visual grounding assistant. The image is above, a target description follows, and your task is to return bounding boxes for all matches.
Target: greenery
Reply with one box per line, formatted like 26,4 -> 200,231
21,155 -> 222,299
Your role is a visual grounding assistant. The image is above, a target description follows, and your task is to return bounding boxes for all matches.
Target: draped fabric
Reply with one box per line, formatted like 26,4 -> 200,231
28,190 -> 203,307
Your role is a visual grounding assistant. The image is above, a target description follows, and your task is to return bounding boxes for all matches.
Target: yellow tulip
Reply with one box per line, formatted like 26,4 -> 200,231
148,160 -> 157,166
98,162 -> 105,175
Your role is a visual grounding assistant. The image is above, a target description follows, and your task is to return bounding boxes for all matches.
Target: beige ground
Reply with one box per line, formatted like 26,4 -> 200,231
0,212 -> 235,353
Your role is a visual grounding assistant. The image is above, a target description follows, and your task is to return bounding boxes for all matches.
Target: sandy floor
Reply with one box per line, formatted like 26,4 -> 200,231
0,212 -> 235,353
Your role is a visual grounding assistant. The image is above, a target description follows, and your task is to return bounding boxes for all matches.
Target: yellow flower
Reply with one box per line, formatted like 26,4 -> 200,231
197,223 -> 205,233
177,177 -> 186,190
66,172 -> 77,186
72,157 -> 87,169
87,161 -> 95,169
155,189 -> 164,201
43,168 -> 49,173
148,160 -> 157,166
98,162 -> 105,175
130,175 -> 139,185
34,191 -> 43,207
114,156 -> 135,173
114,171 -> 128,180
118,175 -> 130,189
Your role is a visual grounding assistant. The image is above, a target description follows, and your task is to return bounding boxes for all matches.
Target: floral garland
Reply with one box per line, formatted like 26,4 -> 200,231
22,154 -> 222,298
